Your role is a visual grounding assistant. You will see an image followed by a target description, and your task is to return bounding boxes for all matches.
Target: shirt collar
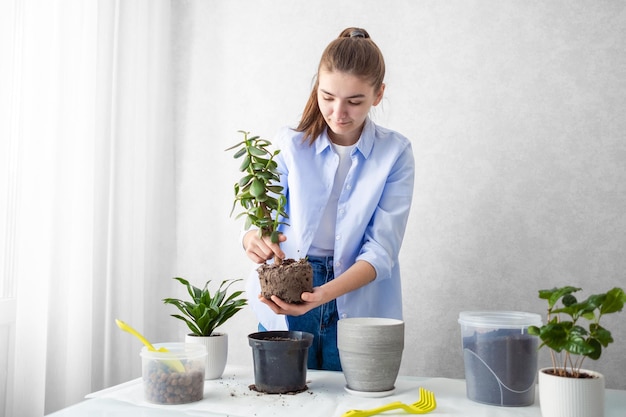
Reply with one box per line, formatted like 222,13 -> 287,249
356,118 -> 375,159
314,118 -> 375,158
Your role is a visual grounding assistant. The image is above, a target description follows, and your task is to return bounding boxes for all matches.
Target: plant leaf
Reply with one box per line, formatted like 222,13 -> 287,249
539,286 -> 581,308
601,287 -> 626,314
164,278 -> 247,336
239,155 -> 251,171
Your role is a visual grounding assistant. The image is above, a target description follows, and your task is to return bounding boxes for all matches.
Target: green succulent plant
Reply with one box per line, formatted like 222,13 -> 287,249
226,130 -> 288,263
528,285 -> 626,377
163,277 -> 247,336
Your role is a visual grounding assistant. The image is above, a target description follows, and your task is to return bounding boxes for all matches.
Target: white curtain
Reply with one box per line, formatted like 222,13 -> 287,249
0,1 -> 177,415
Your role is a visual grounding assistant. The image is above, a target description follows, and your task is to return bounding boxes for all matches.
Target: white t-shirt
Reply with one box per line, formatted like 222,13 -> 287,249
308,142 -> 356,256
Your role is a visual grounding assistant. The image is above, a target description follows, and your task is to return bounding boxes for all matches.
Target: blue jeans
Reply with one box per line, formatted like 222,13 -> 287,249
258,255 -> 342,371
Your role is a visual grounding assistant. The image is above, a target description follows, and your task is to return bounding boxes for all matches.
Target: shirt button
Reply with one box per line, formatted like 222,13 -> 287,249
335,234 -> 341,240
346,184 -> 352,190
338,208 -> 345,215
335,261 -> 341,268
340,313 -> 348,319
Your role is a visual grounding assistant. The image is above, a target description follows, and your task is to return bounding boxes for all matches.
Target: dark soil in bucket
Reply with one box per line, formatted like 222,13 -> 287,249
463,328 -> 538,406
257,258 -> 312,303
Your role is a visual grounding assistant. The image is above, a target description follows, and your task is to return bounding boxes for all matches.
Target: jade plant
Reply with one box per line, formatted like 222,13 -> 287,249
226,130 -> 312,303
163,277 -> 247,336
528,286 -> 626,378
226,130 -> 288,264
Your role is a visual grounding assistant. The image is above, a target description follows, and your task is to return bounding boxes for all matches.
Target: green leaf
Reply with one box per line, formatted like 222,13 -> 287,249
562,293 -> 577,306
538,286 -> 581,308
586,294 -> 605,310
266,185 -> 284,194
164,278 -> 247,336
244,215 -> 253,230
601,287 -> 625,314
586,338 -> 602,360
564,337 -> 594,356
224,140 -> 246,152
238,174 -> 253,188
248,146 -> 268,156
239,155 -> 251,171
527,325 -> 540,336
591,324 -> 613,347
538,322 -> 570,352
250,179 -> 265,198
232,147 -> 247,159
569,325 -> 588,338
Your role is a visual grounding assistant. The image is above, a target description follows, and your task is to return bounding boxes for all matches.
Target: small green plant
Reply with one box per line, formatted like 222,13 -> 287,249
226,130 -> 288,262
528,286 -> 626,378
163,277 -> 247,336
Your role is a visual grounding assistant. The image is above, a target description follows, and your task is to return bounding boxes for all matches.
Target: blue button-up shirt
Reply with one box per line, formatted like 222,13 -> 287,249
246,118 -> 415,330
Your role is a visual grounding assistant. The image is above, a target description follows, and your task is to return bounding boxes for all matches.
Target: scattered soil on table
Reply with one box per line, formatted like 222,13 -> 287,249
257,258 -> 313,303
248,384 -> 309,395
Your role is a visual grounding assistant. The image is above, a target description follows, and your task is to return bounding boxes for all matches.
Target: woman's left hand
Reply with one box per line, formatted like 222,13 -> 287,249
259,288 -> 325,316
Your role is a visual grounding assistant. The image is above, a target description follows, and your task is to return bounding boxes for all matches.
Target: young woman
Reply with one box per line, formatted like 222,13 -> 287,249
242,27 -> 415,371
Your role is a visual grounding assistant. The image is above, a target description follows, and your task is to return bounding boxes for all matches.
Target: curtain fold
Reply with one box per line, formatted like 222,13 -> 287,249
1,1 -> 177,415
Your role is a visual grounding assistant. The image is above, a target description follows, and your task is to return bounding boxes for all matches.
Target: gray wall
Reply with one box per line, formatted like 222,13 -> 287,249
172,1 -> 626,389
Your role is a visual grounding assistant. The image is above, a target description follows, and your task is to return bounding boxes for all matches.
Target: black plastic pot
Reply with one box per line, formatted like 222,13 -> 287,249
248,330 -> 314,394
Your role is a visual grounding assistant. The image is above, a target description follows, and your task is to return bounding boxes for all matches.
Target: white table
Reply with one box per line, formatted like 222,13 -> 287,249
47,365 -> 626,417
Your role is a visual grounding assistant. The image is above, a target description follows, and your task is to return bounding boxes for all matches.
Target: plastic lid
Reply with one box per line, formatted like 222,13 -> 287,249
458,311 -> 542,329
140,342 -> 207,360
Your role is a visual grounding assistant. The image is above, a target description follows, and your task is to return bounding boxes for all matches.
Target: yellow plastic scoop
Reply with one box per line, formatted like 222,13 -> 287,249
115,319 -> 185,372
116,319 -> 167,352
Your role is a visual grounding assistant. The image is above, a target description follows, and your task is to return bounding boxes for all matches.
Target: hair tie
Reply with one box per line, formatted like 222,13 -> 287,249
349,29 -> 366,38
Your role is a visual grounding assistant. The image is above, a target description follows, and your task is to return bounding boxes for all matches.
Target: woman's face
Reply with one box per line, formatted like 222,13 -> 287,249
317,70 -> 384,145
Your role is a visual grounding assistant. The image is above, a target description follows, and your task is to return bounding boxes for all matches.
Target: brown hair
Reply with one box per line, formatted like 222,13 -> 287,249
296,28 -> 386,144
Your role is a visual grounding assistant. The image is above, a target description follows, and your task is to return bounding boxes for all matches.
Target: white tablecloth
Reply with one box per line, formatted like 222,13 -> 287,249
47,365 -> 626,417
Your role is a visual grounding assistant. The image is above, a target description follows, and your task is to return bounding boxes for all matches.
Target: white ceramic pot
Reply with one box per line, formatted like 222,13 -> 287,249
185,333 -> 228,380
337,317 -> 404,396
538,367 -> 605,417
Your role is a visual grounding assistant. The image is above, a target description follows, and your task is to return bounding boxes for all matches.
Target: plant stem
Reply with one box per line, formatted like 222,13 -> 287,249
549,349 -> 558,374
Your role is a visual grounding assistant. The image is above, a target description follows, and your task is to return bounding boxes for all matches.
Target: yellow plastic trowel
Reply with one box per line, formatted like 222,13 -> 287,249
115,319 -> 185,372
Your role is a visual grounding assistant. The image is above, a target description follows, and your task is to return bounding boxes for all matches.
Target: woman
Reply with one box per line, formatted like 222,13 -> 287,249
243,27 -> 415,371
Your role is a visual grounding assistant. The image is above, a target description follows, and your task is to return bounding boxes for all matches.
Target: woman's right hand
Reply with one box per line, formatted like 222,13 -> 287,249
242,230 -> 287,264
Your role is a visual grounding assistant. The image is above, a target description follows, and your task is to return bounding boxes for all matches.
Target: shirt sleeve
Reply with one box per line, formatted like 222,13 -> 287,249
356,140 -> 415,282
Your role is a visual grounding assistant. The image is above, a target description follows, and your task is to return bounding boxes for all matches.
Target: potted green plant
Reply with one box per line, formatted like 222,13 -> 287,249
528,286 -> 626,417
226,130 -> 312,303
163,277 -> 247,379
226,131 -> 315,394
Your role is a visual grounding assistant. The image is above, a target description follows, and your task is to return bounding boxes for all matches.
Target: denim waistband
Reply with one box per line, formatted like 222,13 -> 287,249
306,254 -> 334,269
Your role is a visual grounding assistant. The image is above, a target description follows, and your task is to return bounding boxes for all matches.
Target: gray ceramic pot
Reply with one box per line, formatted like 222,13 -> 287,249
338,317 -> 404,394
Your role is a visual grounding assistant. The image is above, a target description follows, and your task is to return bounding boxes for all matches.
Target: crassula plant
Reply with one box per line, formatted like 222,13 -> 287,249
528,286 -> 625,378
226,131 -> 288,264
163,277 -> 247,336
226,130 -> 312,304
